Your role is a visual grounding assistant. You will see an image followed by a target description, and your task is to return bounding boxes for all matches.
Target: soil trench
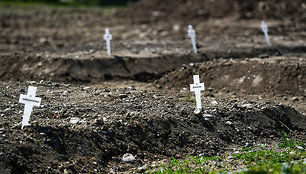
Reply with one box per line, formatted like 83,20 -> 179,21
0,42 -> 305,83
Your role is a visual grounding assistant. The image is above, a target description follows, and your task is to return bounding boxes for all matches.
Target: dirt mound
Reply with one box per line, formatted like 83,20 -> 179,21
1,37 -> 305,83
0,81 -> 305,173
155,56 -> 306,96
118,0 -> 306,22
0,52 -> 209,82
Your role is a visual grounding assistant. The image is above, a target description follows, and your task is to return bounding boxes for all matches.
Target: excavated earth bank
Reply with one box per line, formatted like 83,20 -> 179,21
0,81 -> 305,173
155,56 -> 306,96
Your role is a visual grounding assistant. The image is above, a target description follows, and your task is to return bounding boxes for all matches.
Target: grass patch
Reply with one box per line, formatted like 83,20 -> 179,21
149,142 -> 306,173
278,131 -> 305,150
233,147 -> 305,167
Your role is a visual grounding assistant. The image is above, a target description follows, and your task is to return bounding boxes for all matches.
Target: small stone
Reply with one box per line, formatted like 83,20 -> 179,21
122,153 -> 136,162
292,97 -> 299,101
4,108 -> 11,112
83,87 -> 90,90
127,86 -> 135,90
211,100 -> 218,106
242,103 -> 253,109
62,91 -> 68,96
259,54 -> 269,58
137,165 -> 147,173
160,31 -> 168,36
94,90 -> 101,95
69,117 -> 80,124
173,24 -> 180,32
19,89 -> 26,93
296,146 -> 304,150
225,121 -> 233,125
203,114 -> 213,117
119,94 -> 128,98
29,81 -> 37,85
104,88 -> 110,92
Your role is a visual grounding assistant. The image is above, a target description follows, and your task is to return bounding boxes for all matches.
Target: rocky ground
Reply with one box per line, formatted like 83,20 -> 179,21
0,1 -> 305,173
0,81 -> 305,173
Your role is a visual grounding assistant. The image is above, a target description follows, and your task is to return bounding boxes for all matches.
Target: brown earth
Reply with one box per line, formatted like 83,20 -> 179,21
155,56 -> 306,101
0,81 -> 305,173
0,2 -> 305,173
118,0 -> 306,22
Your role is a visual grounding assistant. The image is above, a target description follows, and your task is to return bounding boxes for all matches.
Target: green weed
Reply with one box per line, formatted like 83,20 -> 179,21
150,144 -> 305,174
184,92 -> 196,104
278,131 -> 305,150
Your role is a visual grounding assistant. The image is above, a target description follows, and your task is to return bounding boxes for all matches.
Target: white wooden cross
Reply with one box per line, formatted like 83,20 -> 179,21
261,21 -> 271,46
104,28 -> 112,56
190,75 -> 205,113
19,86 -> 41,129
188,25 -> 198,53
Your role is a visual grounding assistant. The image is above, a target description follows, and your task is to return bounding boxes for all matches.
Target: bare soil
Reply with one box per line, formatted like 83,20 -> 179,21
0,81 -> 305,173
118,0 -> 306,22
0,1 -> 305,173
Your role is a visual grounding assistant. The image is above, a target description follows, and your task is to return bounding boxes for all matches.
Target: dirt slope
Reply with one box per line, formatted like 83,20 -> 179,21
0,81 -> 305,173
155,56 -> 306,96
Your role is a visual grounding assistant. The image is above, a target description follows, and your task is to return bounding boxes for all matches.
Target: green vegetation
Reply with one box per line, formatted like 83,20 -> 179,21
184,92 -> 196,104
233,147 -> 305,168
278,131 -> 305,150
149,136 -> 306,174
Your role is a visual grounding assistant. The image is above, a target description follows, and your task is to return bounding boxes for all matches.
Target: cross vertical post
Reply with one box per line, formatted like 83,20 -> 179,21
104,28 -> 112,56
19,86 -> 41,129
261,21 -> 271,46
190,75 -> 205,113
188,25 -> 198,53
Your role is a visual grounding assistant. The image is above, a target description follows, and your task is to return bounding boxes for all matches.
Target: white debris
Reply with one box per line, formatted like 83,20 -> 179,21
69,117 -> 80,124
211,100 -> 218,106
296,146 -> 304,150
62,91 -> 68,96
242,103 -> 253,109
122,153 -> 136,162
226,121 -> 233,125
